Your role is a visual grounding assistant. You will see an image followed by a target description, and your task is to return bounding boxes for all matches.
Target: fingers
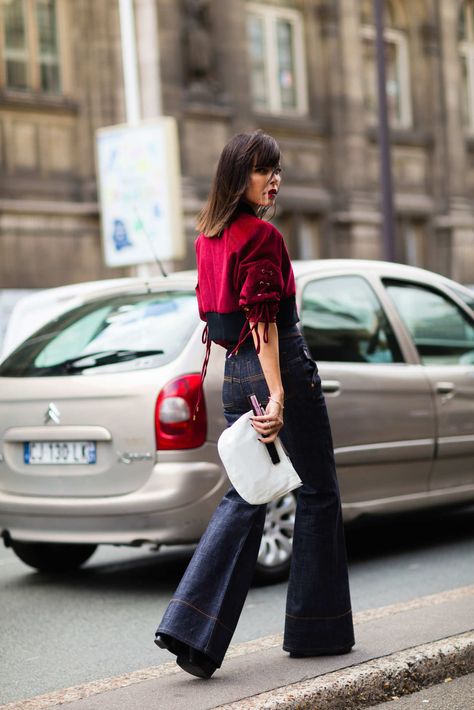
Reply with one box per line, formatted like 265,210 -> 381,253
250,413 -> 283,441
251,415 -> 282,430
251,414 -> 276,424
258,431 -> 279,443
250,400 -> 284,441
258,422 -> 282,442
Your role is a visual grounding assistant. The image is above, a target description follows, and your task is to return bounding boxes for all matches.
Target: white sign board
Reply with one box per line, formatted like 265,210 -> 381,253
96,118 -> 185,267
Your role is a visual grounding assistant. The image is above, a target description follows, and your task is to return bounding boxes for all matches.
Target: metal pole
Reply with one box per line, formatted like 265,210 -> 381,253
118,0 -> 141,125
135,0 -> 163,117
373,0 -> 396,261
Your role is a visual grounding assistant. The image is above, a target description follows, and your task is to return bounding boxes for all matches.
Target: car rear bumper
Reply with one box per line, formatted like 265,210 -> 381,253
0,461 -> 228,546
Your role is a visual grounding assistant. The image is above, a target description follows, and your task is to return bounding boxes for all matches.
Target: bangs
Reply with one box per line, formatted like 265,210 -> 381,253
252,135 -> 281,168
231,131 -> 281,170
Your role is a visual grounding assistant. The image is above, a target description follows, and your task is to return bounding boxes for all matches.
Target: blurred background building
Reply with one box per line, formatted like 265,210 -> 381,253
1,0 -> 474,293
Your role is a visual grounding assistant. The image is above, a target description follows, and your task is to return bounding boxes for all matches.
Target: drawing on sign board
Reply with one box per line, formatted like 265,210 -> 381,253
112,219 -> 133,251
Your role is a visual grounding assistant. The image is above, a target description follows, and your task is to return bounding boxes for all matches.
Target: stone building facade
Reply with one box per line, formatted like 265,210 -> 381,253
1,0 -> 474,288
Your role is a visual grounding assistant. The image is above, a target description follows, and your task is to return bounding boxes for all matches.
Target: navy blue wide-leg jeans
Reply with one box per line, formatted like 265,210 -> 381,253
156,327 -> 355,667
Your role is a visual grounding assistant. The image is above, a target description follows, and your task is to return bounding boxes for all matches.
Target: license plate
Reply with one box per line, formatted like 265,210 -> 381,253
24,441 -> 96,465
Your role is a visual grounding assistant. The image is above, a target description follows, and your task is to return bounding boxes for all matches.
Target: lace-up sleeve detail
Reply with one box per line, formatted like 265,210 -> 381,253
228,225 -> 284,356
239,258 -> 283,322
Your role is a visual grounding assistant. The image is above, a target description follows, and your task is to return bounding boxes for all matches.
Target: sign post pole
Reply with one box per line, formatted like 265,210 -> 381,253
118,0 -> 141,125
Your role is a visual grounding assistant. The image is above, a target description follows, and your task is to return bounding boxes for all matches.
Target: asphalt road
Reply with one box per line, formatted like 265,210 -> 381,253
1,505 -> 473,706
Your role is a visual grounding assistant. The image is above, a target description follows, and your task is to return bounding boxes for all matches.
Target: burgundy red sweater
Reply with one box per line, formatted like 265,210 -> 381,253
195,204 -> 299,356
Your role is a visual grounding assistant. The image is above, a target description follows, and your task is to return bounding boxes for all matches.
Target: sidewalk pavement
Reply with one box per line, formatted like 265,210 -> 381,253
2,585 -> 473,710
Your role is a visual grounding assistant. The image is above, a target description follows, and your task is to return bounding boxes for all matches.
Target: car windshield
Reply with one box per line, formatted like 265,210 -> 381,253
0,290 -> 198,377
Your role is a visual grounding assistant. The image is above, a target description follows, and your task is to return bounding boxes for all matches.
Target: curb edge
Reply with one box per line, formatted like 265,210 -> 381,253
214,631 -> 474,710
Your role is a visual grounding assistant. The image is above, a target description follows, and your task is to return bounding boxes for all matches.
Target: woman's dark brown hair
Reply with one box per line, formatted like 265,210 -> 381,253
196,131 -> 281,237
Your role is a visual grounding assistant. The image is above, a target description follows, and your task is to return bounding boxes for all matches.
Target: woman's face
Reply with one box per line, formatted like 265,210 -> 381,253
243,164 -> 282,210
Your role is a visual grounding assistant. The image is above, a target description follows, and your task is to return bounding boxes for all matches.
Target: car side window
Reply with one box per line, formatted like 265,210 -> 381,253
449,286 -> 474,311
384,281 -> 474,366
301,275 -> 403,363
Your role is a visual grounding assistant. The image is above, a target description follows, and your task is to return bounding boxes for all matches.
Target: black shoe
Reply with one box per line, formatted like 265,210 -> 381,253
289,645 -> 353,658
155,633 -> 217,679
154,633 -> 169,650
176,648 -> 217,679
155,632 -> 188,656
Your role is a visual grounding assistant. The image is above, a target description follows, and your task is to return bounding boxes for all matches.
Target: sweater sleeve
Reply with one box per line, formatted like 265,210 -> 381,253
236,224 -> 284,324
225,223 -> 285,356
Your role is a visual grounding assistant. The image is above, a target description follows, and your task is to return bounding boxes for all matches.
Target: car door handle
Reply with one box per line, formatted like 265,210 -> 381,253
435,381 -> 456,397
321,380 -> 341,395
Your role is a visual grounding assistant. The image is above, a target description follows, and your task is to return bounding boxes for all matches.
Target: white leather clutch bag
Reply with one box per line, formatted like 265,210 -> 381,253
217,410 -> 302,505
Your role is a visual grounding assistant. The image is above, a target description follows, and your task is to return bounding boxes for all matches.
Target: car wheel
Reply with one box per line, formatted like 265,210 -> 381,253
10,541 -> 97,572
254,492 -> 296,585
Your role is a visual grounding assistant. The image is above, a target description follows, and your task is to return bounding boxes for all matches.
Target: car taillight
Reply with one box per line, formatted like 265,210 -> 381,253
155,374 -> 207,450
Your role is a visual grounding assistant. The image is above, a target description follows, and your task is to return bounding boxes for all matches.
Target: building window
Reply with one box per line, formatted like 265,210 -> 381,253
246,3 -> 308,115
360,0 -> 412,128
459,1 -> 474,132
0,0 -> 61,94
397,218 -> 426,267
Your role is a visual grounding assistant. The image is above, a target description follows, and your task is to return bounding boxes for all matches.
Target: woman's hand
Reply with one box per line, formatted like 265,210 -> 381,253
251,396 -> 284,443
248,321 -> 285,443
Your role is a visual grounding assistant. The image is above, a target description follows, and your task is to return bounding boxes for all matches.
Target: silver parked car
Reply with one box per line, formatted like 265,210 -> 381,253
1,260 -> 473,582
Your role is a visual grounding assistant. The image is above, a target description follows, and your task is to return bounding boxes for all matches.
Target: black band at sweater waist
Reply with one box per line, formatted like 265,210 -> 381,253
204,295 -> 299,345
227,324 -> 301,352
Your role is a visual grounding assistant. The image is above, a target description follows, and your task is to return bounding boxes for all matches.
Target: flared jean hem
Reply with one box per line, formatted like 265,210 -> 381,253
157,598 -> 234,667
283,608 -> 355,654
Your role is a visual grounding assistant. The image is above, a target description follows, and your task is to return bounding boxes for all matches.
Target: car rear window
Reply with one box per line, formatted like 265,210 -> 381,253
0,290 -> 198,377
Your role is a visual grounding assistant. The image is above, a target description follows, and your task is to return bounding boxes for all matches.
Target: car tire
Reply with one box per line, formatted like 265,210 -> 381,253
253,492 -> 296,585
10,541 -> 97,572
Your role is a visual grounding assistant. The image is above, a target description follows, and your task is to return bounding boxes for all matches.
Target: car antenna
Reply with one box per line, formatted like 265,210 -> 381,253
133,207 -> 168,278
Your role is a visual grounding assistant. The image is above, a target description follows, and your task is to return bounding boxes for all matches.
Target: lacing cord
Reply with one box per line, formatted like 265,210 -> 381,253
226,303 -> 272,358
193,324 -> 211,421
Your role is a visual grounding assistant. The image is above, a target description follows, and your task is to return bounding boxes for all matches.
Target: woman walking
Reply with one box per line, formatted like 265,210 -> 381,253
155,131 -> 354,678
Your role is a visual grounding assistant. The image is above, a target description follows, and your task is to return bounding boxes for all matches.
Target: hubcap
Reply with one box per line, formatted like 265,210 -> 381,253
257,493 -> 296,568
